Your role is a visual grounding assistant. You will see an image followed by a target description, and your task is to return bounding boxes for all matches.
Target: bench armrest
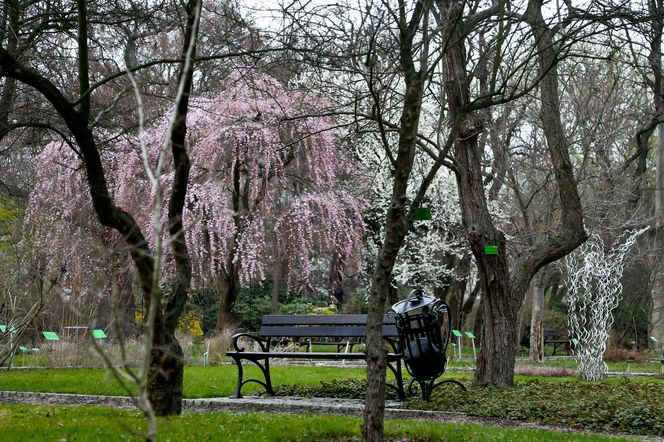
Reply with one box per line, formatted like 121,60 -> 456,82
231,332 -> 269,352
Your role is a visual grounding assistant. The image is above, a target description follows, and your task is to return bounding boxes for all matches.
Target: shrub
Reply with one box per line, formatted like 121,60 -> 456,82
277,378 -> 664,437
204,327 -> 236,364
603,347 -> 648,363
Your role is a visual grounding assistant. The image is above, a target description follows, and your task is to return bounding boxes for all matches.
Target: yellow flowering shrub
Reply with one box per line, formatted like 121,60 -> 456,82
177,311 -> 204,337
135,310 -> 203,337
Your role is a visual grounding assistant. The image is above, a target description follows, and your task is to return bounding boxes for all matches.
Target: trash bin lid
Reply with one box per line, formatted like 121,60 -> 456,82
391,289 -> 438,315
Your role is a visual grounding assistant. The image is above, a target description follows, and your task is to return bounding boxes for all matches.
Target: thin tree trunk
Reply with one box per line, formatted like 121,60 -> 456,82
529,272 -> 545,363
363,3 -> 432,439
651,223 -> 664,344
217,265 -> 240,331
472,297 -> 484,353
271,248 -> 280,314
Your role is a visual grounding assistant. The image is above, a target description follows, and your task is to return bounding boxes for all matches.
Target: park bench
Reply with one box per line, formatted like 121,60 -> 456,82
226,314 -> 406,399
544,329 -> 571,356
521,328 -> 571,356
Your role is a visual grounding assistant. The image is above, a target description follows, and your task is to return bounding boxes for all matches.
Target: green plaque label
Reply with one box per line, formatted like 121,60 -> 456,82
414,207 -> 432,221
465,331 -> 476,339
571,338 -> 579,346
452,329 -> 463,337
92,329 -> 107,339
42,331 -> 60,341
484,245 -> 498,255
18,346 -> 27,352
650,336 -> 659,343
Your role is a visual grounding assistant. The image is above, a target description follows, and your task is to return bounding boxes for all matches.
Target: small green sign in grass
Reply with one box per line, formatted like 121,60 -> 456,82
414,207 -> 432,221
18,346 -> 27,352
42,331 -> 60,341
650,336 -> 658,343
91,329 -> 107,339
484,245 -> 498,255
0,324 -> 15,333
452,330 -> 463,337
465,331 -> 476,339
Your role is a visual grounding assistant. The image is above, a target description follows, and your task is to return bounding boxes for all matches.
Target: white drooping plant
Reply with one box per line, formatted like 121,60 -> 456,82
563,228 -> 647,381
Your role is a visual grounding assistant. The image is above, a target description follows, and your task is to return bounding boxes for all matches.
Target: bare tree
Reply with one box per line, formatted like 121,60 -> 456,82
0,0 -> 201,415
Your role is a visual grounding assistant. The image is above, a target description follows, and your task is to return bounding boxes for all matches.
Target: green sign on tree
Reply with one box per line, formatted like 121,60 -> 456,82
484,245 -> 498,255
414,207 -> 432,221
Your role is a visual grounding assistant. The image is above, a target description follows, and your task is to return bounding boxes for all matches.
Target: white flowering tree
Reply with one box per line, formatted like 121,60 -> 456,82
563,228 -> 647,380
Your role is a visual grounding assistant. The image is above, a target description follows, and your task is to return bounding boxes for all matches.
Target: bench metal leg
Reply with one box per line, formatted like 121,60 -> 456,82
230,354 -> 275,398
386,358 -> 406,400
231,355 -> 245,398
409,377 -> 467,400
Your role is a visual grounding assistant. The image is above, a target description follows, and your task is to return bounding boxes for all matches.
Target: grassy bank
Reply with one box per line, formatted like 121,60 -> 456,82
0,404 -> 637,441
0,365 -> 661,437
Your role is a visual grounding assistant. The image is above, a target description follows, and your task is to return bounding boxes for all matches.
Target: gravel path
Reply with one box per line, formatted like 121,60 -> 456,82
0,390 -> 657,441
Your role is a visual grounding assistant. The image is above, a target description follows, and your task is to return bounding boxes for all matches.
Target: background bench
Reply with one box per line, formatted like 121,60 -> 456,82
226,314 -> 405,399
544,329 -> 571,356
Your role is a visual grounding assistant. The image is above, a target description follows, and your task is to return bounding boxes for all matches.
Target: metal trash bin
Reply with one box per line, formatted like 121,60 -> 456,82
389,289 -> 466,399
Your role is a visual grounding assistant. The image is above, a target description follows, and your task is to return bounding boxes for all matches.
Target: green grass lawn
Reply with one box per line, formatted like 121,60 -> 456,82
0,365 -> 368,397
0,404 -> 637,441
0,365 -> 662,437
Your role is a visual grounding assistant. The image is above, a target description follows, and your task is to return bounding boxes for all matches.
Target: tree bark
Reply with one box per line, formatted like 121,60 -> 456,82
217,263 -> 240,331
271,247 -> 280,314
147,327 -> 185,415
651,222 -> 664,344
529,272 -> 545,363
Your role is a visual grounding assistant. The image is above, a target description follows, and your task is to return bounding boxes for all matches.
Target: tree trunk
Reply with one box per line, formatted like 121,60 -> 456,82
651,223 -> 664,344
329,254 -> 345,307
271,273 -> 280,314
472,297 -> 484,347
362,3 -> 432,438
472,249 -> 517,386
529,272 -> 545,363
460,279 -> 480,332
651,278 -> 664,344
363,266 -> 391,441
217,265 -> 240,331
271,239 -> 280,314
147,328 -> 185,416
447,255 -> 471,330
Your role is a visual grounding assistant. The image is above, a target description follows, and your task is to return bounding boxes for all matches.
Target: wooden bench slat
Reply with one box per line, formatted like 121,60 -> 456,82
260,314 -> 396,326
258,325 -> 398,338
226,351 -> 401,360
